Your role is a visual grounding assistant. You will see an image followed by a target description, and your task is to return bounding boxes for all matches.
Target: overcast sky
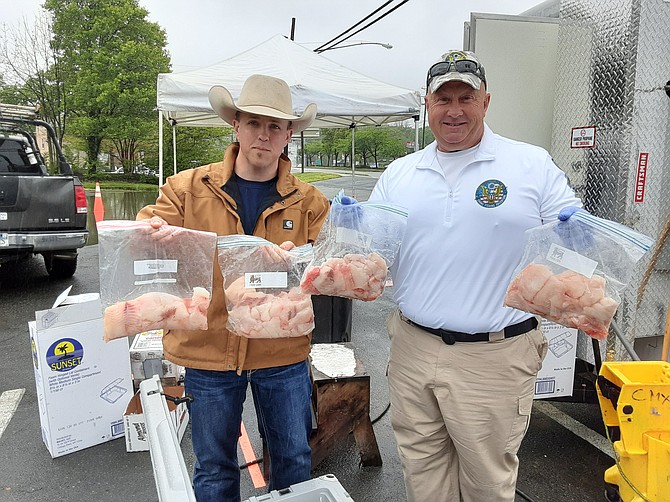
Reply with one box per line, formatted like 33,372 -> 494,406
2,0 -> 544,92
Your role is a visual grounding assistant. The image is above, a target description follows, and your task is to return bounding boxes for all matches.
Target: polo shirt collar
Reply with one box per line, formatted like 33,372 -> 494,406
417,123 -> 496,170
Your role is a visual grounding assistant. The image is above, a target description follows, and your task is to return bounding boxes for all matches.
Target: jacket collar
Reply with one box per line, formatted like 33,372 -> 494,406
206,143 -> 296,196
417,123 -> 496,170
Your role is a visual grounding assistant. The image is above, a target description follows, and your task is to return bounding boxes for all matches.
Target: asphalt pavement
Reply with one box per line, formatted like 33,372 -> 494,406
0,172 -> 616,502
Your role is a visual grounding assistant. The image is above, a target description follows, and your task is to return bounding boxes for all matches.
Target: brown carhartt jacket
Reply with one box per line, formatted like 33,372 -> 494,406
137,143 -> 329,372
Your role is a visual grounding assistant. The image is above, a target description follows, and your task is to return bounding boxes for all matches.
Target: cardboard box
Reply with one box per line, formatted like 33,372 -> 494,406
129,330 -> 184,389
29,287 -> 133,458
534,319 -> 579,399
124,385 -> 189,452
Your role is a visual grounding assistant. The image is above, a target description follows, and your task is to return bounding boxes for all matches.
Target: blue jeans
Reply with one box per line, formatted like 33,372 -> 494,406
185,361 -> 313,502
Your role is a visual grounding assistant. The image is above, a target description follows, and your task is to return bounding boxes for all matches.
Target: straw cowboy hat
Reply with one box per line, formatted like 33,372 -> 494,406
208,74 -> 317,133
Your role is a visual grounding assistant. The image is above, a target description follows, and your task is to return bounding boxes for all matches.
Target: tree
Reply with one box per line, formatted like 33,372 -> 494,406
142,125 -> 233,174
320,128 -> 356,166
304,140 -> 323,166
355,127 -> 405,167
44,0 -> 170,172
0,77 -> 24,104
0,10 -> 68,143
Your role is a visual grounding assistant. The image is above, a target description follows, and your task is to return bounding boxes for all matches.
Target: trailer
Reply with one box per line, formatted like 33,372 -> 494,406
463,0 -> 670,373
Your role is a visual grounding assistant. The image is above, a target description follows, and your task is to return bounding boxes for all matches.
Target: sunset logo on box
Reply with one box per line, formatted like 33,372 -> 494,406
46,338 -> 84,372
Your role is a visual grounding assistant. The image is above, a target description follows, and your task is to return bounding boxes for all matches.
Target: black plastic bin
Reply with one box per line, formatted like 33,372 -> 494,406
310,295 -> 353,343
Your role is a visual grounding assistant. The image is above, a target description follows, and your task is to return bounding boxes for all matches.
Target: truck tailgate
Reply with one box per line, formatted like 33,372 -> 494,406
0,175 -> 80,230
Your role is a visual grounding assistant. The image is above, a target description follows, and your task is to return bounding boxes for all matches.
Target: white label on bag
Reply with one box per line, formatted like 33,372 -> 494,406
245,272 -> 287,289
335,227 -> 372,248
134,259 -> 178,275
546,244 -> 598,278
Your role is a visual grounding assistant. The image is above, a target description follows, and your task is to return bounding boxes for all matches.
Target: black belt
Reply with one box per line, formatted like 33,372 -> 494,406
399,312 -> 538,345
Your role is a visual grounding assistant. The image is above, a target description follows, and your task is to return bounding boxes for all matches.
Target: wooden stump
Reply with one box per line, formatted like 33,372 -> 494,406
309,344 -> 382,468
260,343 -> 382,483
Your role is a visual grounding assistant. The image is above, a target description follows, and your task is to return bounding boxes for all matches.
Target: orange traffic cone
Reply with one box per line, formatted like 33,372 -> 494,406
93,182 -> 105,223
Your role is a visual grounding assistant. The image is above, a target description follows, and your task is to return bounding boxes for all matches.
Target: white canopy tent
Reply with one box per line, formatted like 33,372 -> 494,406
155,34 -> 422,184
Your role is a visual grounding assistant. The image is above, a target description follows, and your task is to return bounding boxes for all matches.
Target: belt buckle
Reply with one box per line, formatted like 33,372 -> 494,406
488,330 -> 505,342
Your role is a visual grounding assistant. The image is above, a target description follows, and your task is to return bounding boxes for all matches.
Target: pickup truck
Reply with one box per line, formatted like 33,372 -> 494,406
0,105 -> 88,279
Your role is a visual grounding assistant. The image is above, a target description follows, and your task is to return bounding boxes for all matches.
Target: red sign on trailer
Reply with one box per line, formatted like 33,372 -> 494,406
634,152 -> 648,203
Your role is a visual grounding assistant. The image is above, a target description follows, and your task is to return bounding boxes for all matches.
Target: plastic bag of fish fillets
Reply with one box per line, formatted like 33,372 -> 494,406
217,235 -> 315,338
504,212 -> 654,340
299,190 -> 408,301
98,220 -> 218,342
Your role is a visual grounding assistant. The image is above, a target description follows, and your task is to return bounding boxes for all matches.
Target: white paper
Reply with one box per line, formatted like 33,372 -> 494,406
310,344 -> 356,378
244,271 -> 287,289
546,243 -> 598,278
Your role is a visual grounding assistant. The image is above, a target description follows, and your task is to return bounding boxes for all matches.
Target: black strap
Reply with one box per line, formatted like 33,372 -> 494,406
401,314 -> 538,345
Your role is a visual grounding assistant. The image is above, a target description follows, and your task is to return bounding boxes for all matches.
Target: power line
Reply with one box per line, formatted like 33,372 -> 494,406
314,0 -> 394,52
315,0 -> 409,53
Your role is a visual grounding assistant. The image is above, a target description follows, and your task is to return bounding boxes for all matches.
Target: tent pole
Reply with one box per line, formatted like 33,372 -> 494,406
414,115 -> 420,152
350,121 -> 356,198
158,111 -> 164,187
172,123 -> 177,176
300,131 -> 305,174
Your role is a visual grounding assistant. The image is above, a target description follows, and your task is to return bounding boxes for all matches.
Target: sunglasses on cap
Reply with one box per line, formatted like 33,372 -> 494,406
426,59 -> 486,89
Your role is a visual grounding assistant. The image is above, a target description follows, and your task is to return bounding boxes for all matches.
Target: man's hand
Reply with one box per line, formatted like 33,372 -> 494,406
331,195 -> 363,229
143,216 -> 183,242
278,241 -> 296,251
259,243 -> 293,266
554,207 -> 593,251
558,206 -> 583,221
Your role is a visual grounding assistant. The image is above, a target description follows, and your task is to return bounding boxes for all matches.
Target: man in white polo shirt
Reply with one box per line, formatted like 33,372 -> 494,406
369,50 -> 582,501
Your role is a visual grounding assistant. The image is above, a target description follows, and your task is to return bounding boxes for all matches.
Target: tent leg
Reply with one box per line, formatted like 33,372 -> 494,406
414,116 -> 419,152
158,111 -> 164,187
350,121 -> 356,198
172,123 -> 177,176
301,131 -> 305,174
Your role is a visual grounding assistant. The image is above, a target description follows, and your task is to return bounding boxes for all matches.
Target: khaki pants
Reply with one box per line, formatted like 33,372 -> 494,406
387,310 -> 547,502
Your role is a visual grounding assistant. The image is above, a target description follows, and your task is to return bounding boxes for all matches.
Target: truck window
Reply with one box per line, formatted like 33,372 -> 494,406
0,138 -> 42,174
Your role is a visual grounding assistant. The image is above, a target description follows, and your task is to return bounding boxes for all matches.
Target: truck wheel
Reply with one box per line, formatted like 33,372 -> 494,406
43,252 -> 78,279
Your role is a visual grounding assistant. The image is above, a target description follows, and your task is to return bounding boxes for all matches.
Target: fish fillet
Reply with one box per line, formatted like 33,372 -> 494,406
300,252 -> 388,301
505,263 -> 617,340
103,287 -> 211,341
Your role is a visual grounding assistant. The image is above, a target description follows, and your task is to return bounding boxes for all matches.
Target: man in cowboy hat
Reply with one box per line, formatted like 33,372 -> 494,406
137,74 -> 329,501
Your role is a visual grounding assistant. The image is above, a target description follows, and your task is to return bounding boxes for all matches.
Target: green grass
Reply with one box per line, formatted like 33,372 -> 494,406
83,172 -> 340,191
295,172 -> 340,183
83,181 -> 159,191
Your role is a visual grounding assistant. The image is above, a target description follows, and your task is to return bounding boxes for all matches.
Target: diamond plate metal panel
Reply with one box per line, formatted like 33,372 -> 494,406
551,0 -> 670,362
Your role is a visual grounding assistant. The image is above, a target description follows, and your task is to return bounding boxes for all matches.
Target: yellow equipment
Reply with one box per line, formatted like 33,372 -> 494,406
597,361 -> 670,502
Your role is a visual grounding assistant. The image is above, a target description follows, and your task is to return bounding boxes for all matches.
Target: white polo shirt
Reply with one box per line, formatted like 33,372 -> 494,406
369,124 -> 581,334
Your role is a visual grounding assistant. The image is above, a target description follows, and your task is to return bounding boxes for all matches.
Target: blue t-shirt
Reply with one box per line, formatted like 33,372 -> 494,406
236,175 -> 277,235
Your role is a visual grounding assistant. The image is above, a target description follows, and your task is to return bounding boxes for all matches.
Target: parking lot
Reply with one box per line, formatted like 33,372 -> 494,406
0,173 -> 619,502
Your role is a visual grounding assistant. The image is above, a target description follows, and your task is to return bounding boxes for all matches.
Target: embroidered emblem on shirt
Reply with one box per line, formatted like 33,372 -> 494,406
475,179 -> 507,208
282,219 -> 294,230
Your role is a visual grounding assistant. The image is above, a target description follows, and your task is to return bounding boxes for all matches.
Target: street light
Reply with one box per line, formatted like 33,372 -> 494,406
315,41 -> 393,53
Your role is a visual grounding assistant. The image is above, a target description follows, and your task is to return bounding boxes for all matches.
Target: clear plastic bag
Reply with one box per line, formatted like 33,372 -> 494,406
217,235 -> 314,338
504,212 -> 654,339
98,220 -> 218,341
300,190 -> 408,301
